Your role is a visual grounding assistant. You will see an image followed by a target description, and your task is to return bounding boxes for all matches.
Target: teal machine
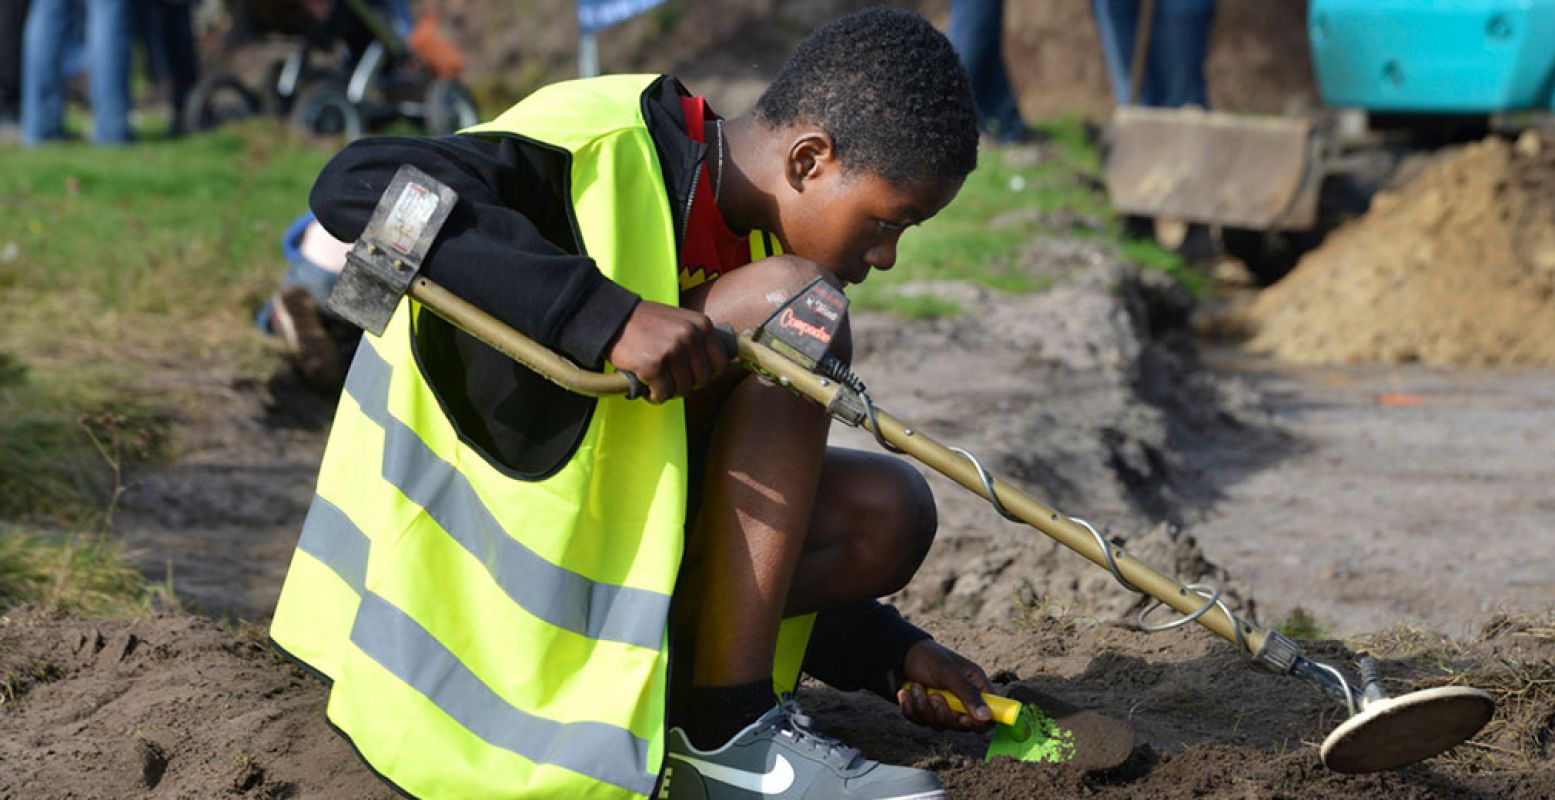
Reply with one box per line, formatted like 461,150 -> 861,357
1104,0 -> 1555,280
1312,0 -> 1555,113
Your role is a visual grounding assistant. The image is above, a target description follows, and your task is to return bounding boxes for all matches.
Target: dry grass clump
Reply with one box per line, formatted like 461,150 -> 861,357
1361,613 -> 1555,772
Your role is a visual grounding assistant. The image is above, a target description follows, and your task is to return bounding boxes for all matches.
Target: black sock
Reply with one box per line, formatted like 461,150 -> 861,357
684,678 -> 776,750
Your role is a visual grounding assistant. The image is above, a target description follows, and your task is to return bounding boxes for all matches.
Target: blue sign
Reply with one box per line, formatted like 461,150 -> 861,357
577,0 -> 667,34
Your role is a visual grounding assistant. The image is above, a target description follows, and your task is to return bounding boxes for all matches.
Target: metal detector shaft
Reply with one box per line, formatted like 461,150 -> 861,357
766,365 -> 1283,658
409,273 -> 1285,666
868,403 -> 1261,649
400,274 -> 1517,775
409,277 -> 650,399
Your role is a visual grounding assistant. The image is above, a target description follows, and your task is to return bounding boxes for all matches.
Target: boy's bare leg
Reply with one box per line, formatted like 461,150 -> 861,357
688,374 -> 829,687
679,258 -> 937,715
681,257 -> 838,689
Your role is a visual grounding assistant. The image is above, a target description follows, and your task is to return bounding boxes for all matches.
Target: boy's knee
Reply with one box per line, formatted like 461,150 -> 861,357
758,254 -> 841,296
854,459 -> 937,596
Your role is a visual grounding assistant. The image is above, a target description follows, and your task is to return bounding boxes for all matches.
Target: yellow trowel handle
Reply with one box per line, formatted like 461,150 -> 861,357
903,684 -> 1021,726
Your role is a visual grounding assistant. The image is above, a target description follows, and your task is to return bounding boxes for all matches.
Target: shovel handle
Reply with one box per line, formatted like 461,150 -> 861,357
904,684 -> 1022,726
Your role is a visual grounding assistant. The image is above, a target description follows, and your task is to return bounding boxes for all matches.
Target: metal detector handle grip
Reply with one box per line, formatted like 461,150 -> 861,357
410,276 -> 739,400
616,323 -> 739,400
619,371 -> 649,400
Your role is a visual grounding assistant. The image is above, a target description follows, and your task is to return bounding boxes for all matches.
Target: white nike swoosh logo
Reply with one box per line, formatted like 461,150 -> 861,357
668,752 -> 796,794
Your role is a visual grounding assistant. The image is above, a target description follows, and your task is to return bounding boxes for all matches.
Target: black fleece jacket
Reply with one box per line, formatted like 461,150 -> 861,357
307,74 -> 930,700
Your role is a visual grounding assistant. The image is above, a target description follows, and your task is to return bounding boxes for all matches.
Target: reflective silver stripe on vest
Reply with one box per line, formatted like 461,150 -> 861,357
341,339 -> 671,650
351,592 -> 657,796
296,494 -> 370,594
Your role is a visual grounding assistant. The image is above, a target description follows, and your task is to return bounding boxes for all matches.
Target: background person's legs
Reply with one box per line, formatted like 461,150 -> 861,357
21,0 -> 70,144
1091,0 -> 1215,108
1090,0 -> 1138,106
947,0 -> 1027,143
0,0 -> 30,125
84,0 -> 130,144
137,0 -> 198,136
1142,0 -> 1214,108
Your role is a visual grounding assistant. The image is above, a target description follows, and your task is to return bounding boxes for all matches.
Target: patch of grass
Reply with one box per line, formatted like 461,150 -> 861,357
0,357 -> 171,525
854,114 -> 1203,314
1015,592 -> 1083,637
1273,606 -> 1328,641
1404,618 -> 1555,773
0,123 -> 332,612
1,121 -> 329,320
1359,621 -> 1462,660
0,659 -> 66,708
853,292 -> 963,320
1119,237 -> 1205,295
0,123 -> 331,526
0,526 -> 152,617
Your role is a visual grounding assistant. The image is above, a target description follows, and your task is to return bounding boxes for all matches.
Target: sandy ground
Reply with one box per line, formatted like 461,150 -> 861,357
1188,355 -> 1555,639
3,226 -> 1552,797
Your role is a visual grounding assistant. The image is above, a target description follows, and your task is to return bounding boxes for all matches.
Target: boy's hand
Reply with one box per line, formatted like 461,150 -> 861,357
607,301 -> 730,402
896,639 -> 997,732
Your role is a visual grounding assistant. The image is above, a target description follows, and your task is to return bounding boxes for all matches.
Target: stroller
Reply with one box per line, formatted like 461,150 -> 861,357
183,0 -> 479,139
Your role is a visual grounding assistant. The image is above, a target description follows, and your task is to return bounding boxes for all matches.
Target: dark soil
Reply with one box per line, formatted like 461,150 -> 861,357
3,605 -> 1551,799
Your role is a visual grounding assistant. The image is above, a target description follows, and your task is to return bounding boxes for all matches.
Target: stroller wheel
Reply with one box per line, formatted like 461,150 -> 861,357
424,79 -> 480,136
289,81 -> 364,141
182,75 -> 261,134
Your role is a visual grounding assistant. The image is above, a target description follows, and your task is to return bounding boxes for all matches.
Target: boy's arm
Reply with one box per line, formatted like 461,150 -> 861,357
803,600 -> 994,731
308,134 -> 638,369
309,134 -> 725,399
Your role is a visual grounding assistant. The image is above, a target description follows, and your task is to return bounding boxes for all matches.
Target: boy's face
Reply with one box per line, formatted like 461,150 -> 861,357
774,135 -> 964,286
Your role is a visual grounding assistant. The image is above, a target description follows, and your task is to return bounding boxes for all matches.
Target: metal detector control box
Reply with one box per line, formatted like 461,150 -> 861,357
328,164 -> 460,336
753,277 -> 847,372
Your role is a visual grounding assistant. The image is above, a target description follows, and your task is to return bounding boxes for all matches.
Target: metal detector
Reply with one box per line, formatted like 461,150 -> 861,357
329,165 -> 1494,774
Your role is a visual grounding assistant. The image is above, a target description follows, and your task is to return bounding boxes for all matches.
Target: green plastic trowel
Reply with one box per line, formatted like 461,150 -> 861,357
918,685 -> 1135,771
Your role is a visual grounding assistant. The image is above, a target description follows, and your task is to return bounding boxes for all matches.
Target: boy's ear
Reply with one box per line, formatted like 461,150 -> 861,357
785,131 -> 838,190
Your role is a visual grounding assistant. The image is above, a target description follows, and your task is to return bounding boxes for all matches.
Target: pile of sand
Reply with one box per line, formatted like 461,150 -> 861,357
1245,133 -> 1555,366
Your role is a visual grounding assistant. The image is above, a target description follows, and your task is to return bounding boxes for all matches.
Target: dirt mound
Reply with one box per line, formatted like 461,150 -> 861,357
1245,133 -> 1555,366
0,608 -> 394,799
5,606 -> 1550,798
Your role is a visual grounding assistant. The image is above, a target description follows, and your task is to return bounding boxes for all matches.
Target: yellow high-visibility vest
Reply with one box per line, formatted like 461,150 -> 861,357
271,74 -> 811,800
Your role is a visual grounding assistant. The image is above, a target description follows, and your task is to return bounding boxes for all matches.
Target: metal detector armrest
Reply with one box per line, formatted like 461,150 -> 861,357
327,164 -> 460,336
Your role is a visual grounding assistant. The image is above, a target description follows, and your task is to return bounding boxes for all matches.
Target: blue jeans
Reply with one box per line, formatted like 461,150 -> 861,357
948,0 -> 1027,142
1,0 -> 30,121
1092,0 -> 1215,108
136,0 -> 197,133
22,0 -> 131,145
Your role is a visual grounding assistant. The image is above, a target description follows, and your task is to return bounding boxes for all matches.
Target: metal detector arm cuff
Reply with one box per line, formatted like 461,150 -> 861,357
329,164 -> 459,335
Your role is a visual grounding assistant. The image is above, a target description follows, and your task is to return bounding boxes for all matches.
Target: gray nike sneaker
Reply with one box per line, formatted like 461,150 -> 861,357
661,696 -> 944,800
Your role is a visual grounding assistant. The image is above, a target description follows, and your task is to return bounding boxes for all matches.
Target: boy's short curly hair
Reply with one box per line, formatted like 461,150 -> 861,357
756,7 -> 979,186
